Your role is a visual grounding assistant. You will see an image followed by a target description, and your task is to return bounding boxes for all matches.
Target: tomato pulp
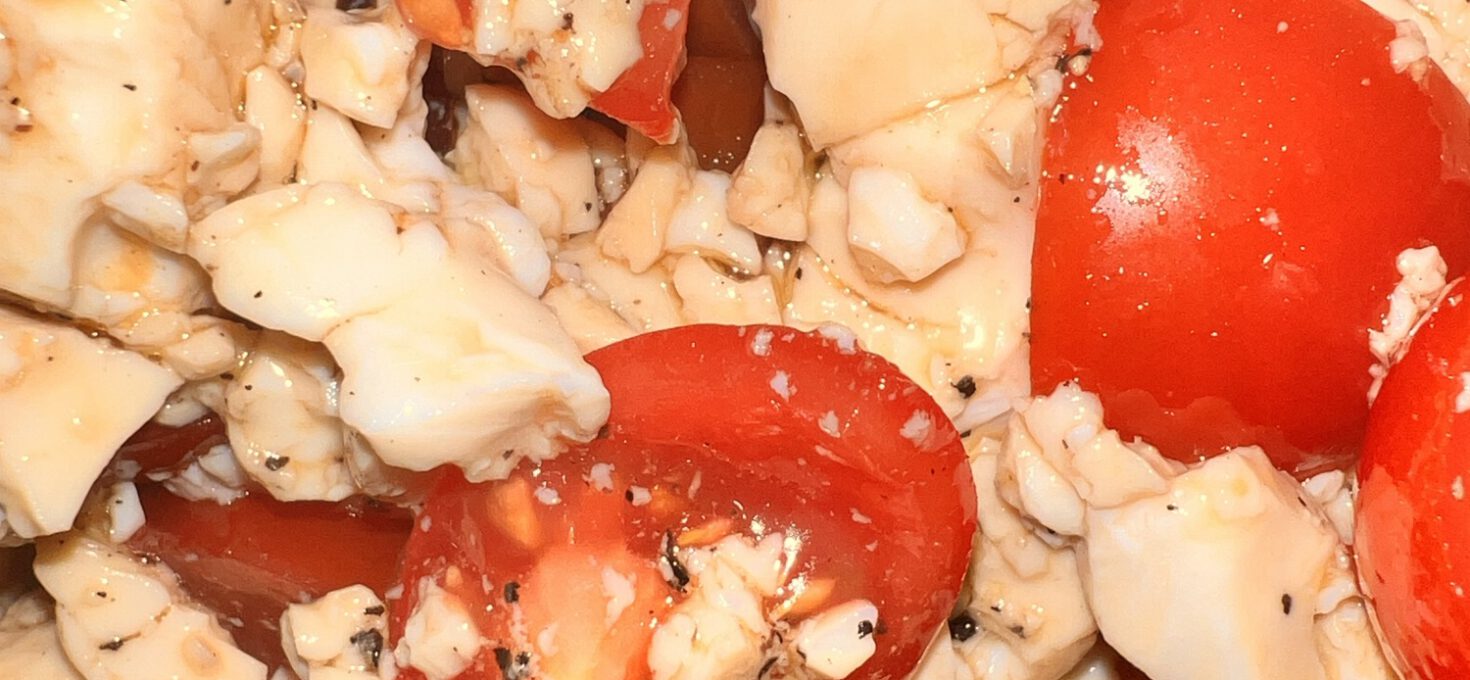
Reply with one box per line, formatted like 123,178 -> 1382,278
391,325 -> 978,680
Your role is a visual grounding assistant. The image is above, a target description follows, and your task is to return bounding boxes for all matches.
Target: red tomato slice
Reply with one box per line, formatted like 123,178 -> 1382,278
128,485 -> 413,670
1031,0 -> 1470,474
588,0 -> 690,144
1357,283 -> 1470,680
391,325 -> 977,680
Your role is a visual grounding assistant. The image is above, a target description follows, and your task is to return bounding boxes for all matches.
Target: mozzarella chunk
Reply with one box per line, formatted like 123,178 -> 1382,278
0,307 -> 181,538
728,121 -> 811,242
468,0 -> 645,119
34,536 -> 267,680
457,84 -> 600,237
300,4 -> 420,129
223,333 -> 357,502
244,65 -> 309,185
1002,385 -> 1394,680
327,257 -> 609,479
104,482 -> 146,544
596,144 -> 693,273
190,182 -> 443,342
791,599 -> 879,679
440,184 -> 552,296
157,443 -> 250,505
753,0 -> 1078,147
0,0 -> 266,345
845,167 -> 965,283
282,585 -> 390,679
0,592 -> 84,680
1362,0 -> 1470,95
671,255 -> 783,325
647,533 -> 791,680
395,580 -> 482,680
1367,245 -> 1449,403
540,284 -> 638,354
911,438 -> 1096,680
193,183 -> 611,481
665,171 -> 763,275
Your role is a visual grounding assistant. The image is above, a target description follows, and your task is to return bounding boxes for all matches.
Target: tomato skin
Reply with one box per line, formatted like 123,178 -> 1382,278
117,415 -> 226,472
588,0 -> 690,144
1357,284 -> 1470,680
1031,0 -> 1470,474
128,486 -> 413,670
392,325 -> 977,680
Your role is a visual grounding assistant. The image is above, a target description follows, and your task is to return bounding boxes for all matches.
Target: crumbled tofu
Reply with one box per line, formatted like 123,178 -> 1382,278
282,584 -> 391,679
0,307 -> 182,538
395,580 -> 483,680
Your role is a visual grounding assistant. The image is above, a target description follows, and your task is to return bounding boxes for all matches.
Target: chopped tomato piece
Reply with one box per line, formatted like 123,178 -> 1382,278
1357,282 -> 1470,680
1031,0 -> 1470,474
128,486 -> 413,669
391,325 -> 977,680
589,0 -> 691,144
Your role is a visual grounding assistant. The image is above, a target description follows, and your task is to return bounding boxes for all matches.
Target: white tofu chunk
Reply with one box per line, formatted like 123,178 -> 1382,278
34,537 -> 267,680
845,167 -> 965,283
0,307 -> 181,538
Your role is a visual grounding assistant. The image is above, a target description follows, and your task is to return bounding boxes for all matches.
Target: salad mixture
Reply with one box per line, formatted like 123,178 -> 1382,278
1,0 -> 1468,679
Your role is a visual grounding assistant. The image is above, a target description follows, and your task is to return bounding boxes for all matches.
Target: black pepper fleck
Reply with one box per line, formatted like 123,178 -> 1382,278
95,591 -> 108,598
948,612 -> 978,642
952,375 -> 977,399
265,455 -> 290,471
1166,504 -> 1179,511
350,629 -> 384,668
794,268 -> 804,280
561,12 -> 574,29
624,489 -> 635,502
1009,624 -> 1027,639
583,201 -> 593,211
493,647 -> 531,679
253,290 -> 263,298
661,530 -> 691,590
503,581 -> 520,604
1282,593 -> 1293,615
857,620 -> 875,639
122,84 -> 137,91
364,605 -> 385,616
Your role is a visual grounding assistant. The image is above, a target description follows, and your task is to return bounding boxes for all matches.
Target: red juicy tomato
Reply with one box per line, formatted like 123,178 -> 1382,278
128,485 -> 412,669
397,0 -> 689,143
117,415 -> 226,472
391,325 -> 977,680
1357,283 -> 1470,680
1032,0 -> 1470,474
587,0 -> 690,145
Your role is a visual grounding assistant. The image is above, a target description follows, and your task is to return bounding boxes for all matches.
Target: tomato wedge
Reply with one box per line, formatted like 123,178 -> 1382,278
128,486 -> 413,670
391,325 -> 977,680
1357,282 -> 1470,680
1031,0 -> 1470,474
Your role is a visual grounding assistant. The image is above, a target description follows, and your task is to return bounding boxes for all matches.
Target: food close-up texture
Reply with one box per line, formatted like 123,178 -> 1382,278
1,0 -> 1469,679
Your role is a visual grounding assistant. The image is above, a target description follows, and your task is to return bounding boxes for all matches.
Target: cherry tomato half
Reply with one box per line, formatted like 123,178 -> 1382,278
128,486 -> 412,669
391,325 -> 977,680
1357,284 -> 1470,680
1032,0 -> 1470,474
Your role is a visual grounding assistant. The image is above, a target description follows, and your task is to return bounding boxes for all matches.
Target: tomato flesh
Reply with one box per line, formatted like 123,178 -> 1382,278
1031,0 -> 1470,474
118,415 -> 226,473
392,325 -> 977,680
128,486 -> 412,669
1357,284 -> 1470,680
